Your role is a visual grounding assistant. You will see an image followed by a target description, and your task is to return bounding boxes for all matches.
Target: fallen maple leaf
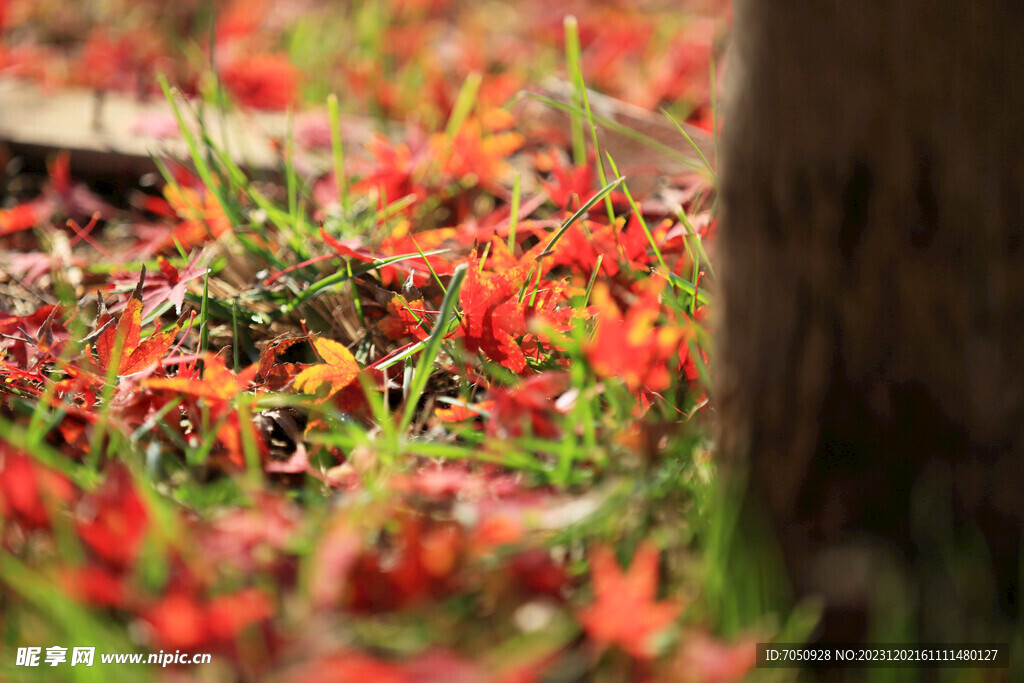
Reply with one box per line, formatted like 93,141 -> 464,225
145,353 -> 259,403
0,449 -> 76,530
310,517 -> 362,609
486,372 -> 570,439
287,650 -> 410,683
585,281 -> 683,393
219,52 -> 301,111
145,354 -> 262,467
60,565 -> 127,609
429,113 -> 525,189
155,184 -> 231,252
257,336 -> 308,390
94,268 -> 179,377
0,304 -> 67,367
667,631 -> 758,683
538,149 -> 594,210
458,245 -> 534,373
75,464 -> 149,570
293,336 -> 360,400
352,133 -> 429,214
577,542 -> 681,660
0,197 -> 52,236
108,253 -> 206,317
204,587 -> 275,641
434,400 -> 494,423
377,293 -> 430,341
142,591 -> 207,650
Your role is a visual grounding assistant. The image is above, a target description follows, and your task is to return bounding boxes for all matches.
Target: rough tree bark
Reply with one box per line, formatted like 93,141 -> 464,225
717,1 -> 1024,646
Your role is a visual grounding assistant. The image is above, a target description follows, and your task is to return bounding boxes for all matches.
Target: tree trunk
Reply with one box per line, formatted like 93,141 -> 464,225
717,1 -> 1024,646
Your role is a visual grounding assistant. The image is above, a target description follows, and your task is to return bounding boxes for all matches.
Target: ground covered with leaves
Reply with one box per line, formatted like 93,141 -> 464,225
0,1 -> 789,681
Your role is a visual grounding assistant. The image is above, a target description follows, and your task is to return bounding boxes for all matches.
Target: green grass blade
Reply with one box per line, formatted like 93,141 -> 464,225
523,93 -> 707,172
563,16 -> 587,166
156,73 -> 242,227
508,172 -> 521,252
446,72 -> 482,138
327,93 -> 350,213
662,108 -> 716,181
604,154 -> 667,273
281,249 -> 449,314
398,264 -> 467,433
664,271 -> 711,307
538,175 -> 624,258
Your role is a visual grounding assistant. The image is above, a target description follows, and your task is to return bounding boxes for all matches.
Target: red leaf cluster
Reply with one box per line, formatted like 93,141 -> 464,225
0,450 -> 75,531
458,245 -> 538,373
585,281 -> 685,394
577,542 -> 682,660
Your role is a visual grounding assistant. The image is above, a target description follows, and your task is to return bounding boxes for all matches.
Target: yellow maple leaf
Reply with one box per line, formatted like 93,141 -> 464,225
293,337 -> 359,400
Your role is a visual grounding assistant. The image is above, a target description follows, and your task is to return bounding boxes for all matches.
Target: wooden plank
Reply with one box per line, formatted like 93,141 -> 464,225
0,77 -> 387,190
0,78 -> 290,175
0,76 -> 712,201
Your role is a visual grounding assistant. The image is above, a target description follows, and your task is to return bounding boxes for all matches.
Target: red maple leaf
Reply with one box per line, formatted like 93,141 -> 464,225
60,565 -> 127,609
434,400 -> 494,424
486,371 -> 570,439
0,449 -> 76,530
576,542 -> 682,660
108,254 -> 206,317
142,591 -> 206,650
0,303 -> 67,368
458,244 -> 537,373
93,269 -> 180,377
642,20 -> 716,109
257,336 -> 308,390
287,650 -> 410,683
375,293 -> 430,342
219,52 -> 300,111
196,492 -> 297,573
145,354 -> 262,467
203,587 -> 275,642
352,133 -> 429,210
537,148 -> 594,210
146,353 -> 259,404
140,584 -> 274,651
544,214 -> 667,279
75,464 -> 149,570
0,197 -> 51,236
348,515 -> 465,612
78,28 -> 168,94
428,108 -> 524,190
585,282 -> 683,393
155,184 -> 231,252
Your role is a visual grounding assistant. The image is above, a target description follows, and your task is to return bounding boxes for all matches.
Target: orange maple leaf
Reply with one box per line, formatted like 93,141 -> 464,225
585,282 -> 683,393
293,337 -> 359,400
434,400 -> 494,423
94,269 -> 179,376
429,109 -> 524,188
378,294 -> 430,341
0,198 -> 50,236
577,542 -> 682,660
158,185 -> 231,251
145,353 -> 259,404
145,354 -> 261,468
